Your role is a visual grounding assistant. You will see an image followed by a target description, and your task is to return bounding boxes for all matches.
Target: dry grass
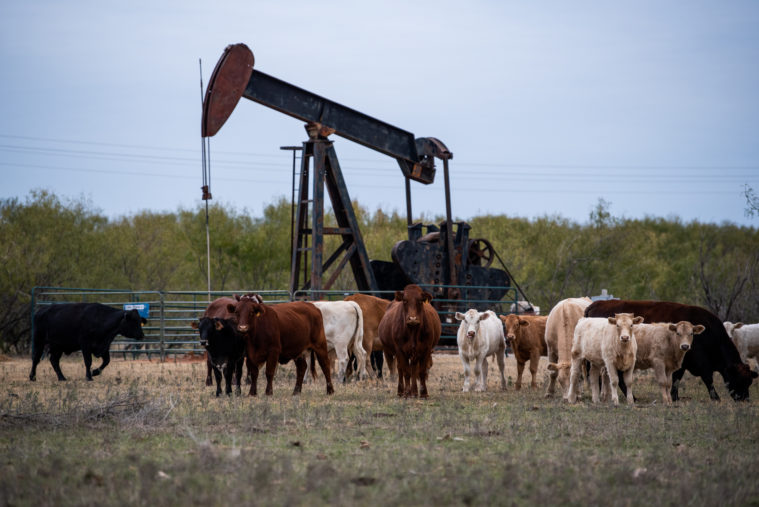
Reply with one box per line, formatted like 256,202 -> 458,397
1,353 -> 758,506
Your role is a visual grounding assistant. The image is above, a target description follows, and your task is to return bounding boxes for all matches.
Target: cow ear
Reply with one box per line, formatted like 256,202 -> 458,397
693,325 -> 705,335
255,294 -> 264,304
141,318 -> 147,326
422,291 -> 433,303
479,312 -> 490,321
633,316 -> 644,324
607,317 -> 617,325
191,320 -> 199,330
214,320 -> 224,331
227,304 -> 237,314
454,312 -> 465,321
394,291 -> 403,301
735,322 -> 744,329
668,323 -> 677,332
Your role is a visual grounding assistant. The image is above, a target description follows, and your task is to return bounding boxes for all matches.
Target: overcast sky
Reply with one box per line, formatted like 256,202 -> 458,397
2,1 -> 758,227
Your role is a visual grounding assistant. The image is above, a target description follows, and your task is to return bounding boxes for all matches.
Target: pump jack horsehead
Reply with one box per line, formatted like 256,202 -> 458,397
201,44 -> 531,347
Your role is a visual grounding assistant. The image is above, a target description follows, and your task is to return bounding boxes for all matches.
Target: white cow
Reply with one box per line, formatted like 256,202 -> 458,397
607,321 -> 704,404
544,297 -> 593,399
567,313 -> 642,405
311,301 -> 367,382
454,309 -> 507,392
724,321 -> 759,370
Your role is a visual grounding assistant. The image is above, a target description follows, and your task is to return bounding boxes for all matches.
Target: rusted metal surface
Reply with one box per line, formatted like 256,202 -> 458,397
202,43 -> 255,137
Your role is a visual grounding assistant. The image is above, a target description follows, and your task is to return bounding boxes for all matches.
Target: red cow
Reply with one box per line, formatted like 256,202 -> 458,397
378,285 -> 442,398
227,294 -> 334,396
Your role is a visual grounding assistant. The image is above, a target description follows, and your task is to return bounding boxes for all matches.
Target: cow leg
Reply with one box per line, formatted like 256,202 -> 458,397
293,355 -> 307,395
701,372 -> 720,401
460,354 -> 472,392
408,361 -> 419,398
670,367 -> 685,401
566,357 -> 582,403
234,358 -> 243,395
371,350 -> 384,379
248,363 -> 259,396
264,353 -> 278,396
588,364 -> 601,403
92,351 -> 110,377
224,363 -> 235,396
529,351 -> 540,389
313,344 -> 335,395
335,345 -> 350,384
605,362 -> 621,406
544,347 -> 559,398
81,348 -> 94,381
205,353 -> 213,386
352,341 -> 368,381
213,366 -> 223,397
495,350 -> 507,390
385,352 -> 397,380
476,356 -> 488,392
515,359 -> 525,391
622,368 -> 634,405
49,348 -> 66,381
419,359 -> 430,399
29,343 -> 45,382
653,363 -> 670,404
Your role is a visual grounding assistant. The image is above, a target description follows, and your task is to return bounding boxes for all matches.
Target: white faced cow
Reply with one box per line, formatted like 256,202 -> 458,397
454,309 -> 507,392
567,313 -> 643,405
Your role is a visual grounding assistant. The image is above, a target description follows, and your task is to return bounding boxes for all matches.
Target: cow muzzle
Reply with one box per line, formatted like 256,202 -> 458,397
620,335 -> 630,343
406,316 -> 420,327
238,325 -> 249,333
680,344 -> 690,351
467,331 -> 475,339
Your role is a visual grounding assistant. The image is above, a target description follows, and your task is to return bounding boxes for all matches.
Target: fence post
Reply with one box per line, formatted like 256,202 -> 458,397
159,292 -> 166,362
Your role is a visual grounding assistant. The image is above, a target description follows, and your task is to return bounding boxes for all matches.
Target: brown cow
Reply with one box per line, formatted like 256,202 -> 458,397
499,314 -> 548,390
226,294 -> 334,396
344,293 -> 393,379
378,285 -> 442,398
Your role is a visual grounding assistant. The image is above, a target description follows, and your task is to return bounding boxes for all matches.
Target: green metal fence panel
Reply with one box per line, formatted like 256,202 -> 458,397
31,285 -> 527,356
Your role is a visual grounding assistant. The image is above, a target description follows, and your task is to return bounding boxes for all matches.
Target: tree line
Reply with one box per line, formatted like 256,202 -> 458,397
1,190 -> 757,353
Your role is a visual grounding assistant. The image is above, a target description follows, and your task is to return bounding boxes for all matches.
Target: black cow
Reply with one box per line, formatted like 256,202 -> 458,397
585,299 -> 757,401
191,317 -> 245,396
29,303 -> 146,381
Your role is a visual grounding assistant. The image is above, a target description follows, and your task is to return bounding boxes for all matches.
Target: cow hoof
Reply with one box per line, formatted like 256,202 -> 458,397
29,376 -> 36,382
92,368 -> 101,377
86,377 -> 93,382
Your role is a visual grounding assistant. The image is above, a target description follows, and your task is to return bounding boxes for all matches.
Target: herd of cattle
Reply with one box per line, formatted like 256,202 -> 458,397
28,286 -> 759,404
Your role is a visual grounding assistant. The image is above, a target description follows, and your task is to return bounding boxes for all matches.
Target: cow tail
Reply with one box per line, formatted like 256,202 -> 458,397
310,349 -> 317,381
352,302 -> 365,357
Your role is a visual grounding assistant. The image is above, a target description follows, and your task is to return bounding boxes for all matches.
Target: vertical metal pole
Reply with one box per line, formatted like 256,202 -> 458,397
281,145 -> 302,281
443,159 -> 458,290
311,141 -> 326,300
159,293 -> 166,362
405,175 -> 413,226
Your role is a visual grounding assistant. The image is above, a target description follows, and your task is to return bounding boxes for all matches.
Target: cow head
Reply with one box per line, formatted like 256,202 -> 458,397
723,321 -> 744,340
455,309 -> 490,341
726,361 -> 757,401
192,317 -> 238,367
227,294 -> 265,334
607,313 -> 643,343
120,309 -> 146,340
395,285 -> 432,328
668,321 -> 705,352
499,313 -> 528,346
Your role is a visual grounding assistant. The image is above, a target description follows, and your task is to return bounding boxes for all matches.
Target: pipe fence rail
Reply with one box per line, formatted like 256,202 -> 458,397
31,285 -> 528,359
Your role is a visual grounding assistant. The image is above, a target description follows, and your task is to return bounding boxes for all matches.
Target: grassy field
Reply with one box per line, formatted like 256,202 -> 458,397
1,353 -> 758,506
